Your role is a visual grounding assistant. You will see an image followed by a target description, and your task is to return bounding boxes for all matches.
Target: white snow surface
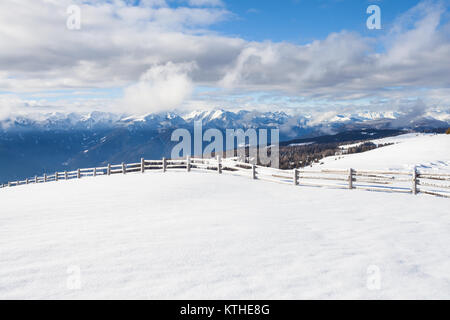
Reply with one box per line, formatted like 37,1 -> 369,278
1,170 -> 449,299
314,133 -> 450,173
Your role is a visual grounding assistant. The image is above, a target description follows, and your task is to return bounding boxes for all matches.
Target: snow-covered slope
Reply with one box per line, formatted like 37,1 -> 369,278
314,133 -> 450,173
1,171 -> 449,299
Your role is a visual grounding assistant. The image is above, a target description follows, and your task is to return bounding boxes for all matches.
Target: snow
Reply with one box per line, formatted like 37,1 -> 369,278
182,110 -> 223,121
210,110 -> 225,120
1,169 -> 449,299
314,133 -> 450,173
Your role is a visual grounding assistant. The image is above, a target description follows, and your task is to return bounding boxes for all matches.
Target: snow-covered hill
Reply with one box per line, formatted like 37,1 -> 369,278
1,170 -> 449,299
313,133 -> 450,173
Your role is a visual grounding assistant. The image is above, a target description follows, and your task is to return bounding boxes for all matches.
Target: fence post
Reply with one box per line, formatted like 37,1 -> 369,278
163,157 -> 167,172
348,168 -> 353,189
412,166 -> 418,195
93,168 -> 97,177
44,173 -> 47,182
252,164 -> 257,180
122,162 -> 126,174
107,164 -> 111,176
35,176 -> 38,184
55,172 -> 58,181
293,168 -> 298,185
217,155 -> 222,174
187,155 -> 191,172
77,169 -> 81,179
141,158 -> 145,173
8,181 -> 11,187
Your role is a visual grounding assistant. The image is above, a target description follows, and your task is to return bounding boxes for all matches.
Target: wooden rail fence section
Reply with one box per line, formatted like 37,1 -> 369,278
1,157 -> 449,198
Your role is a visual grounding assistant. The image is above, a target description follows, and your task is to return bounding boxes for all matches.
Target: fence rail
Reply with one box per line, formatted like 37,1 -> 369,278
1,157 -> 449,198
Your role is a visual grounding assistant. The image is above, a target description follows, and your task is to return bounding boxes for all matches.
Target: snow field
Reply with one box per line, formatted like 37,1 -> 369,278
314,133 -> 450,173
1,170 -> 449,299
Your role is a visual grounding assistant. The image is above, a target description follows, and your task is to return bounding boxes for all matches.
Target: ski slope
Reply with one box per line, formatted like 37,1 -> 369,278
313,133 -> 450,173
1,170 -> 449,299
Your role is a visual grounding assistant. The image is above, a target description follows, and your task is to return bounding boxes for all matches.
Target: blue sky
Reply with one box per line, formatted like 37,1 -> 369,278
138,0 -> 429,44
212,0 -> 424,43
0,0 -> 449,116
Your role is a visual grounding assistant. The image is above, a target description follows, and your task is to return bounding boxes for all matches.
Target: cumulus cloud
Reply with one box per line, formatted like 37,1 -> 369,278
217,1 -> 450,99
0,95 -> 20,121
0,0 -> 235,92
219,32 -> 372,94
122,62 -> 195,114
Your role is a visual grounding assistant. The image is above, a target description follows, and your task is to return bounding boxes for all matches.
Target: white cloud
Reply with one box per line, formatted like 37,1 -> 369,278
122,62 -> 195,114
0,95 -> 21,121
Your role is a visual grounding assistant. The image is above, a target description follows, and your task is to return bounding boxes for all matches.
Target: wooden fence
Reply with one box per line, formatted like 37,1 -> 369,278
1,157 -> 449,198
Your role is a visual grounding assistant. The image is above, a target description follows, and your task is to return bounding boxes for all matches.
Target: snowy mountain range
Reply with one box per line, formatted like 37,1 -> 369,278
0,108 -> 449,182
2,108 -> 449,133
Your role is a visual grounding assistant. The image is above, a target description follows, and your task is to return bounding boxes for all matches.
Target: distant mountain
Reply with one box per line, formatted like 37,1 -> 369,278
0,109 -> 449,182
2,108 -> 449,133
